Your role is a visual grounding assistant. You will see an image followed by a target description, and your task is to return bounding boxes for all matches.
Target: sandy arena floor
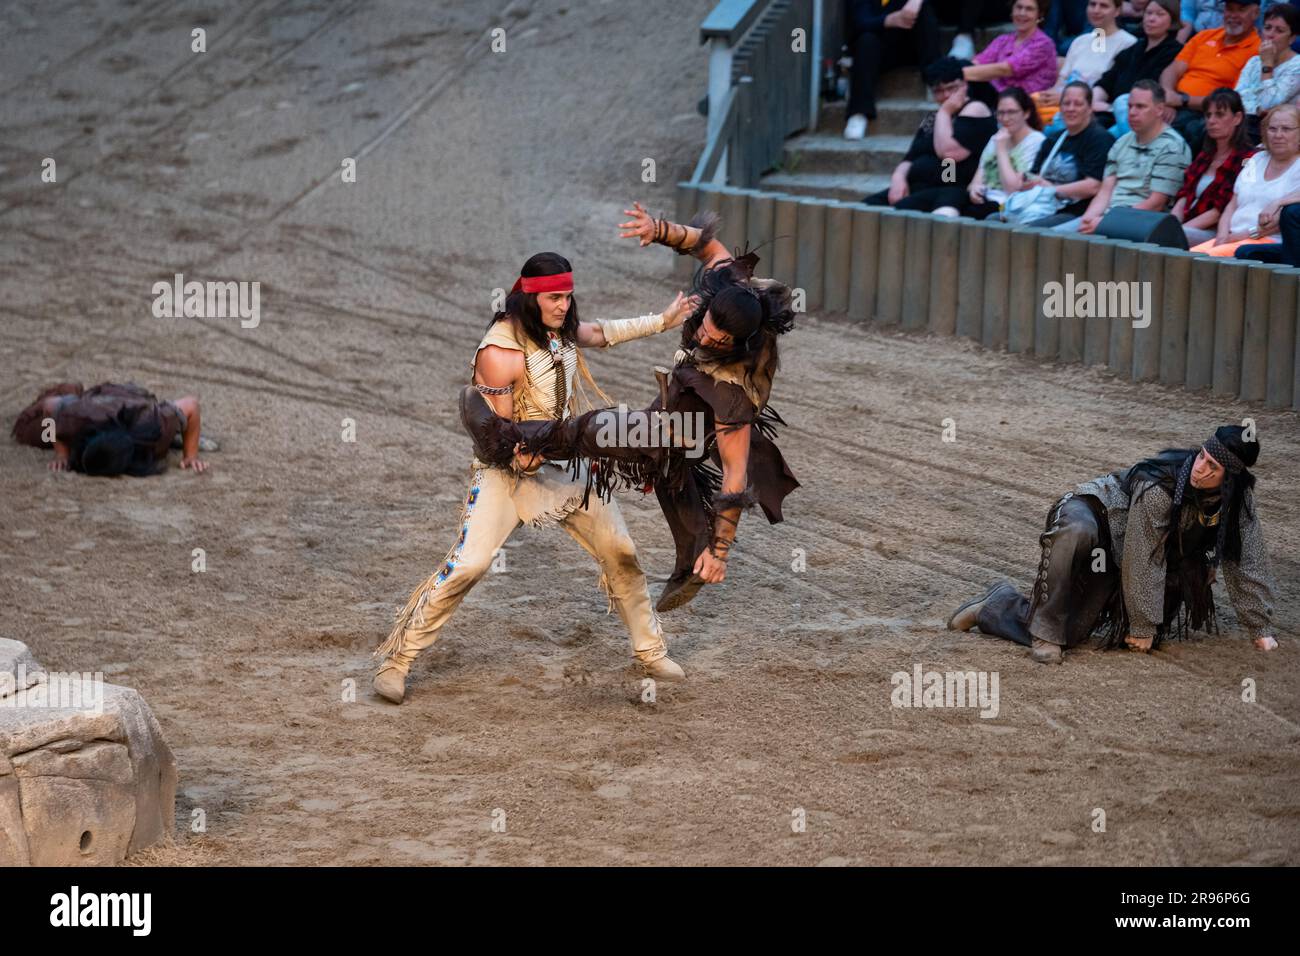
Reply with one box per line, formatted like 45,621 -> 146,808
1,0 -> 1297,865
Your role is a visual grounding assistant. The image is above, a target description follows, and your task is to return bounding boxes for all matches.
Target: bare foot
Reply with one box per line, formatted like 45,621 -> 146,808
1124,634 -> 1154,653
1254,636 -> 1278,651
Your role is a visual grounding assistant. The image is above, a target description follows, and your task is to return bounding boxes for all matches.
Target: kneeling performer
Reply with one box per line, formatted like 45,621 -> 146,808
947,426 -> 1278,663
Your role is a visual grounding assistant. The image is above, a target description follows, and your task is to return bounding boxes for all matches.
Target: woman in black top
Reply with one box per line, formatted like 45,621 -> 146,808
1022,82 -> 1114,222
1093,0 -> 1183,128
863,61 -> 998,211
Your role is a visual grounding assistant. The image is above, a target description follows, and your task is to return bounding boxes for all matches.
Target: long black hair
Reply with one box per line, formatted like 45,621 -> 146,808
678,232 -> 795,373
489,252 -> 579,351
69,408 -> 166,477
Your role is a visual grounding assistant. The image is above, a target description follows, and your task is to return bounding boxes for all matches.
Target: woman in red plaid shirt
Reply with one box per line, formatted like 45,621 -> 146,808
1169,87 -> 1255,245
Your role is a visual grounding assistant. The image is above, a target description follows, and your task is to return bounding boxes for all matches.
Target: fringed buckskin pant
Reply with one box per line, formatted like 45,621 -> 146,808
375,458 -> 668,675
976,493 -> 1121,648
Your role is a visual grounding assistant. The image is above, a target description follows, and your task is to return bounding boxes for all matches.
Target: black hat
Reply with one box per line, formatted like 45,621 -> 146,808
1205,424 -> 1259,474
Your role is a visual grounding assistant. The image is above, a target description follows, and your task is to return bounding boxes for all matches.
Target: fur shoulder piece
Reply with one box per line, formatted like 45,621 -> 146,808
676,210 -> 721,257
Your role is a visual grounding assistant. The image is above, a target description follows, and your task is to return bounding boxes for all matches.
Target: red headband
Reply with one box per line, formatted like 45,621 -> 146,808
510,272 -> 574,295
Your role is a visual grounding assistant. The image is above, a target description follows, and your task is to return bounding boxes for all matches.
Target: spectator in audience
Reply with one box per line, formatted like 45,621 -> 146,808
937,0 -> 1007,59
864,59 -> 999,210
1120,0 -> 1154,37
1192,101 -> 1300,252
935,86 -> 1047,217
1035,0 -> 1139,128
1019,81 -> 1115,221
844,0 -> 943,140
1046,0 -> 1092,53
1177,0 -> 1226,42
1236,4 -> 1300,141
1095,0 -> 1184,132
1055,80 -> 1193,230
1161,1 -> 1262,152
1178,1 -> 1300,42
964,0 -> 1061,94
1170,88 -> 1255,242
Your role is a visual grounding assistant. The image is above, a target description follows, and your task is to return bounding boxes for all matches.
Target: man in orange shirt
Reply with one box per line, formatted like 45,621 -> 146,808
1159,1 -> 1261,150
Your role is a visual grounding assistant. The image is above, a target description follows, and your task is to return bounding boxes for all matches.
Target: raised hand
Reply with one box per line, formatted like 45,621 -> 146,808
1260,38 -> 1277,70
618,200 -> 657,246
662,291 -> 700,329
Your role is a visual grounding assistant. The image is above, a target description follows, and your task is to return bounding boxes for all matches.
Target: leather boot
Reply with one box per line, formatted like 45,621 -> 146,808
373,664 -> 407,704
514,416 -> 581,461
1031,638 -> 1064,664
459,386 -> 521,467
972,582 -> 1034,647
656,570 -> 706,612
947,580 -> 1012,631
641,655 -> 686,681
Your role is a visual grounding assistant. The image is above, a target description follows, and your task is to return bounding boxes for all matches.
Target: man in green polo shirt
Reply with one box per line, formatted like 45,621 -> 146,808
1053,80 -> 1191,233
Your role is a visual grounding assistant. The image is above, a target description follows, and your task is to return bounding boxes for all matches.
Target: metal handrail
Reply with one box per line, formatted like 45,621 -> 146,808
700,0 -> 766,44
691,85 -> 739,184
691,0 -> 833,188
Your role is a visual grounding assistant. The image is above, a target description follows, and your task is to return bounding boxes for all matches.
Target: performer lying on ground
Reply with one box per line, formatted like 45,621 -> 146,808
373,252 -> 696,704
459,204 -> 799,614
12,382 -> 208,475
947,425 -> 1278,663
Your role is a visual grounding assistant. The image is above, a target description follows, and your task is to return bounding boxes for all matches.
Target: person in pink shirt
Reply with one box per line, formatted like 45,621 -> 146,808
964,0 -> 1061,94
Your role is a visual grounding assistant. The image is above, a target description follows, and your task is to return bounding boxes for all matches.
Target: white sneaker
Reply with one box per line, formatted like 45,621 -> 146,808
844,113 -> 868,140
949,34 -> 975,60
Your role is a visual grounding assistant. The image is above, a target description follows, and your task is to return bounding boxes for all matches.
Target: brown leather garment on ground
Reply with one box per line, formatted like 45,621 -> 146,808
11,382 -> 84,447
52,383 -> 183,473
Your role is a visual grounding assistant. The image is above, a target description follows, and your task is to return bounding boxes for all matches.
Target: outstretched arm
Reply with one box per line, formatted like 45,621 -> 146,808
962,61 -> 1014,82
619,201 -> 730,268
1221,490 -> 1279,651
1121,482 -> 1172,651
575,291 -> 699,348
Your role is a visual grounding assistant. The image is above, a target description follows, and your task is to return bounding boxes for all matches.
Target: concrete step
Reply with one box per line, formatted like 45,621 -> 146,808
818,97 -> 930,136
757,171 -> 892,203
736,23 -> 1024,205
783,132 -> 910,175
877,69 -> 926,100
